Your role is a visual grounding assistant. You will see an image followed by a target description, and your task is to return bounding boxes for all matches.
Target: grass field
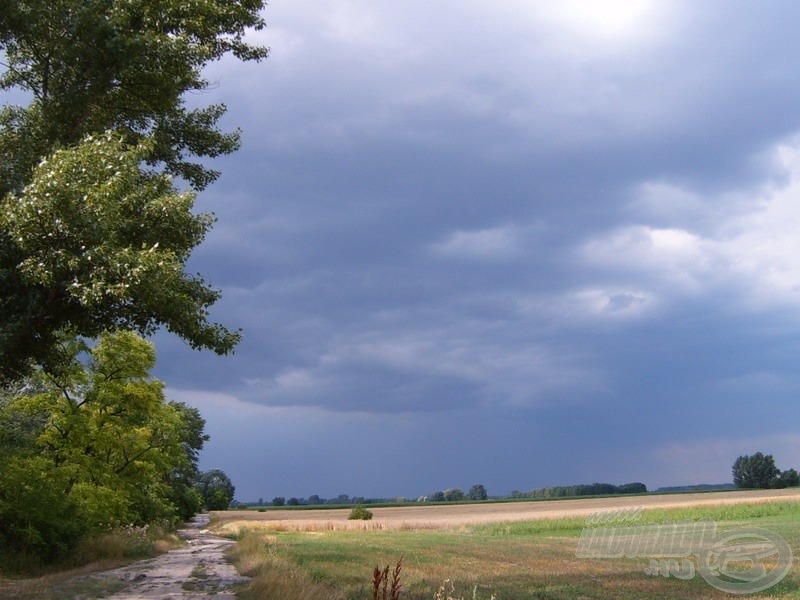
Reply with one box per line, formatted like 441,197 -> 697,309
219,489 -> 800,600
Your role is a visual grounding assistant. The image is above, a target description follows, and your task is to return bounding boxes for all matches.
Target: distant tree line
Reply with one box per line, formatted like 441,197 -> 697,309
251,486 -> 489,507
255,456 -> 800,510
257,494 -> 411,507
254,482 -> 656,507
240,452 -> 800,512
654,484 -> 736,493
511,482 -> 647,499
423,484 -> 488,502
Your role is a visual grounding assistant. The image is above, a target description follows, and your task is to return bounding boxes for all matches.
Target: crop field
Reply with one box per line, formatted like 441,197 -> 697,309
217,489 -> 800,600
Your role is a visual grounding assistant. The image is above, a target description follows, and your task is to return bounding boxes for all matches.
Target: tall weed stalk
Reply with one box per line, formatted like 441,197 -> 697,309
372,558 -> 403,600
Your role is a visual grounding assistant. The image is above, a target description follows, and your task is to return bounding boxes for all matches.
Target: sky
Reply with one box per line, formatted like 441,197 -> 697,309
149,0 -> 800,501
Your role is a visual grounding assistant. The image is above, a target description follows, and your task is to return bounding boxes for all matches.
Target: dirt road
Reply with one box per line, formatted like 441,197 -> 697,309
82,488 -> 799,598
91,514 -> 248,599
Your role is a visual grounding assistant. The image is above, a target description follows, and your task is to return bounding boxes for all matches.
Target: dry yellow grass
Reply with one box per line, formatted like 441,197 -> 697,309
212,487 -> 800,536
221,491 -> 800,600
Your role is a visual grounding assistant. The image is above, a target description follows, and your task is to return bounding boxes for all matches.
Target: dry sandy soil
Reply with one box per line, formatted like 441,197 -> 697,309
212,488 -> 800,534
90,514 -> 249,599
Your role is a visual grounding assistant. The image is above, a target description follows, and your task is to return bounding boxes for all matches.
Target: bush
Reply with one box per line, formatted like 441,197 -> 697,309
348,506 -> 373,520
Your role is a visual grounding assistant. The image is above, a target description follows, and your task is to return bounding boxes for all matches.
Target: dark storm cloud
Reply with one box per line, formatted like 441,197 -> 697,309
152,1 -> 800,499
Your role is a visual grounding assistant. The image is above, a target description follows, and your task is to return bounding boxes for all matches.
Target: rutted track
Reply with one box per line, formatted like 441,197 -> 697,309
90,514 -> 248,599
80,488 -> 800,598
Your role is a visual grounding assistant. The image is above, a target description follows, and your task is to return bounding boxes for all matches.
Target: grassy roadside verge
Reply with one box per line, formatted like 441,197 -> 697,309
223,501 -> 800,600
0,525 -> 183,600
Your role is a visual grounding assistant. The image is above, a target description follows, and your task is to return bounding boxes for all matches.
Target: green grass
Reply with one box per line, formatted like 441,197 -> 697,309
226,501 -> 800,600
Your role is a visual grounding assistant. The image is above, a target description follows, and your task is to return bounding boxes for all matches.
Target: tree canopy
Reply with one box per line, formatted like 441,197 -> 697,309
0,133 -> 240,379
0,0 -> 267,380
732,452 -> 779,489
468,484 -> 488,501
195,468 -> 236,510
0,331 -> 208,562
0,0 -> 267,194
733,452 -> 798,489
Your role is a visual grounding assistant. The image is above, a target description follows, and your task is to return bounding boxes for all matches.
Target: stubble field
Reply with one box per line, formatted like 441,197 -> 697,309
216,488 -> 800,600
214,488 -> 800,532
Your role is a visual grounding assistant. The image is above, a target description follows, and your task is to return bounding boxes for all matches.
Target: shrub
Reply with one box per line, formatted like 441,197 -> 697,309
348,506 -> 373,520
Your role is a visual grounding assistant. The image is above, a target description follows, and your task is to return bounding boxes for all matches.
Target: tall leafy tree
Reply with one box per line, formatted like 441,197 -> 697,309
732,452 -> 780,489
195,468 -> 236,510
165,401 -> 209,520
0,0 -> 267,380
0,0 -> 267,194
1,133 -> 238,379
0,331 -> 210,561
468,484 -> 488,501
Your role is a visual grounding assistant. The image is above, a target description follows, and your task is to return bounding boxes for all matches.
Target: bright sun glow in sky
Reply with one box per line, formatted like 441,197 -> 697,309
537,0 -> 656,38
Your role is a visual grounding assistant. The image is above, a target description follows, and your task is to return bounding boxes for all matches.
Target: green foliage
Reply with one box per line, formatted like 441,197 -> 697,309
273,497 -> 286,507
0,133 -> 241,380
164,402 -> 208,520
614,482 -> 648,494
468,484 -> 488,501
513,482 -> 647,499
732,452 -> 781,489
0,331 -> 208,564
772,468 -> 800,488
444,488 -> 464,502
427,487 -> 484,502
426,490 -> 464,502
71,523 -> 164,564
0,454 -> 84,563
0,0 -> 268,195
195,468 -> 235,510
348,506 -> 374,520
0,0 -> 267,380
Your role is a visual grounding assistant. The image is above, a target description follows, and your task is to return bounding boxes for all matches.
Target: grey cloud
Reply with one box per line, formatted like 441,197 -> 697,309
151,1 -> 800,497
